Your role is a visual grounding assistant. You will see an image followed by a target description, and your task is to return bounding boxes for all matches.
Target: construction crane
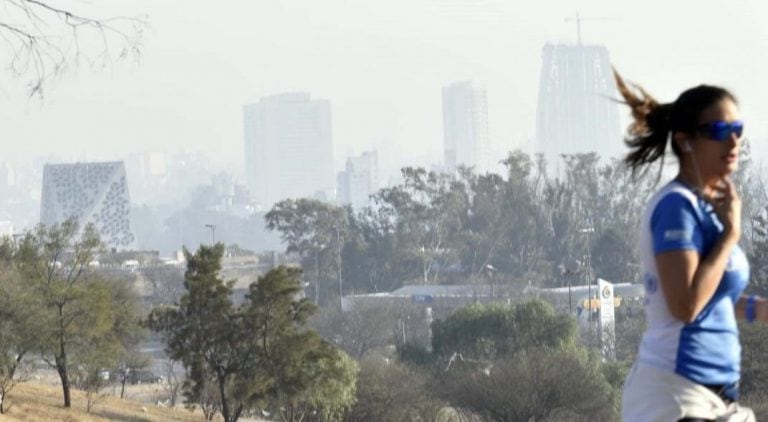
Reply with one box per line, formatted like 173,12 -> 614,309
564,12 -> 617,45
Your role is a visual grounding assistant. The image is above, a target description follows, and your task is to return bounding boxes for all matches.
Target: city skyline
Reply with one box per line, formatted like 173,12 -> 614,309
3,1 -> 768,171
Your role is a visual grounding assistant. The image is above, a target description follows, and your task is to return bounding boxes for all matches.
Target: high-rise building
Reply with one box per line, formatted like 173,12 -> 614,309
337,151 -> 379,210
243,93 -> 334,209
442,80 -> 491,173
40,161 -> 136,249
535,43 -> 622,171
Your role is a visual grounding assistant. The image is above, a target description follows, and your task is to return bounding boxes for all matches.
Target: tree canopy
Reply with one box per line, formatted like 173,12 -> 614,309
148,245 -> 357,422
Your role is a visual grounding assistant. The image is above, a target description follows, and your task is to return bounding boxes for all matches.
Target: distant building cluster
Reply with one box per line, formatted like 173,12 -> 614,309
210,173 -> 251,212
40,161 -> 136,250
124,150 -> 213,206
239,42 -> 621,212
337,151 -> 379,210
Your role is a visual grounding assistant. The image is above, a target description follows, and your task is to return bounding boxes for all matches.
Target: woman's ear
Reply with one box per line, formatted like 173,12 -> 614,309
672,132 -> 692,153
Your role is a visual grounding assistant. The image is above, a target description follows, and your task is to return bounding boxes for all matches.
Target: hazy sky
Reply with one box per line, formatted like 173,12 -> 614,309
2,0 -> 768,174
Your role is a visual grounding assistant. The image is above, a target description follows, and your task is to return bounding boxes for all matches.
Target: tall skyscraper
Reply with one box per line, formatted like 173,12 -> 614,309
243,93 -> 334,209
442,80 -> 491,173
535,43 -> 622,170
337,151 -> 379,210
40,161 -> 136,249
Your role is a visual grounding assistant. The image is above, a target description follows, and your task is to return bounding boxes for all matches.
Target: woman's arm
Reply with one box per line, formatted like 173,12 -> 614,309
656,178 -> 742,323
656,233 -> 739,323
735,295 -> 768,322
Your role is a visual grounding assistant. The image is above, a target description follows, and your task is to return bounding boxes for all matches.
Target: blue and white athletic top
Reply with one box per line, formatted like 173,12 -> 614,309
637,180 -> 750,386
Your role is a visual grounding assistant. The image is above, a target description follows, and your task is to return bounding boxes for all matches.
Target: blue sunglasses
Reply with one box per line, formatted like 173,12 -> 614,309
695,120 -> 744,141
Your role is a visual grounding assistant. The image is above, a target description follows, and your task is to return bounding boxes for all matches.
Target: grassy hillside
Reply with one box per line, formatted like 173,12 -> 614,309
0,382 -> 211,421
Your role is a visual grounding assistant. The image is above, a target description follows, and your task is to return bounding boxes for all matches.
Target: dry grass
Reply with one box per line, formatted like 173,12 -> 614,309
0,382 -> 214,421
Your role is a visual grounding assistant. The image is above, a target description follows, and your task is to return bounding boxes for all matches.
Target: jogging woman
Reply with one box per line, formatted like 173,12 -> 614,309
616,72 -> 756,422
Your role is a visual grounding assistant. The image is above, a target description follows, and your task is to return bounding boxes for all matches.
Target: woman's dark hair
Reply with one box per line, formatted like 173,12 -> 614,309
614,70 -> 737,175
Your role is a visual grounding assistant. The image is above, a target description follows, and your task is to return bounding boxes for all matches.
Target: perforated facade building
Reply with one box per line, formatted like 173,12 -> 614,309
40,161 -> 136,249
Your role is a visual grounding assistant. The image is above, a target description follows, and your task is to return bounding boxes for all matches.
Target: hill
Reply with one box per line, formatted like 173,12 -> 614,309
0,382 -> 211,421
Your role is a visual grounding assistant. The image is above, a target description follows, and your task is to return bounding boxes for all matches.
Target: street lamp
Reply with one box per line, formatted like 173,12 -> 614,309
314,242 -> 326,304
483,264 -> 497,299
204,224 -> 216,244
562,258 -> 582,313
336,220 -> 343,310
579,226 -> 595,347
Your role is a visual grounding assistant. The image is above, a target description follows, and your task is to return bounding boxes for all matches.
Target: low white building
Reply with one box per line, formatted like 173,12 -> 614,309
0,221 -> 13,238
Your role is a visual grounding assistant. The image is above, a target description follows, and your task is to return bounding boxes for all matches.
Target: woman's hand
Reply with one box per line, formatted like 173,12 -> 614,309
708,177 -> 741,242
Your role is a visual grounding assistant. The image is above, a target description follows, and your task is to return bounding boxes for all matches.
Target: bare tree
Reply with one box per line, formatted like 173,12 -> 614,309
116,350 -> 150,399
141,266 -> 185,306
162,358 -> 183,407
435,347 -> 614,421
311,303 -> 397,359
345,357 -> 446,422
73,367 -> 109,414
0,0 -> 148,96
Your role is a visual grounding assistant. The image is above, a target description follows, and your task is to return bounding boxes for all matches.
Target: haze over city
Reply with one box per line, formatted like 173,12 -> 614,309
2,0 -> 768,170
4,1 -> 768,420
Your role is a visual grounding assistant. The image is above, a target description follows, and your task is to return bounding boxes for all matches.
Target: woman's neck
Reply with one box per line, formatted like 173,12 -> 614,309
676,168 -> 717,198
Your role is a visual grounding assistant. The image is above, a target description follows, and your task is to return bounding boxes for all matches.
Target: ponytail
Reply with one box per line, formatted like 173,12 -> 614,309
614,70 -> 672,175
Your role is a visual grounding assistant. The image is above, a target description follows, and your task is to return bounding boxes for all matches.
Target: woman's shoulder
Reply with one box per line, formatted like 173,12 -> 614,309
646,181 -> 699,215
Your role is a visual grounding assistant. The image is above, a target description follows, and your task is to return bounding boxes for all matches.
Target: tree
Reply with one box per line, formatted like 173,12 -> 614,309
14,220 -> 140,408
115,347 -> 150,400
148,244 -> 249,422
266,199 -> 350,305
140,265 -> 185,306
434,346 -> 614,421
72,351 -> 113,413
483,151 -> 546,278
103,275 -> 148,400
345,358 -> 446,422
431,301 -> 577,360
148,245 -> 358,422
0,246 -> 39,414
243,266 -> 358,421
311,304 -> 396,359
342,204 -> 414,293
371,168 -> 467,285
591,228 -> 636,283
427,300 -> 617,421
0,0 -> 148,97
264,151 -> 660,297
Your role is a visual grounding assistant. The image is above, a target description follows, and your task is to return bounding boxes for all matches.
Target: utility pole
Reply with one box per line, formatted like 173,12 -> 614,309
204,224 -> 216,244
337,220 -> 343,310
580,226 -> 595,347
